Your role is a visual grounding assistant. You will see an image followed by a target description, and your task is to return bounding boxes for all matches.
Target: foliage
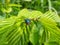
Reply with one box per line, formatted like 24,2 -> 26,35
0,0 -> 60,18
0,0 -> 60,45
0,9 -> 60,45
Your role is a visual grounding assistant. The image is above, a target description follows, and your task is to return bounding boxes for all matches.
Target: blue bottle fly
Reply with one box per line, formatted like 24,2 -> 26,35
25,19 -> 31,25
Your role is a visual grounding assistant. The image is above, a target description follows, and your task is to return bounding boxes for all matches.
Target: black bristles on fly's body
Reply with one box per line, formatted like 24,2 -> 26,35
25,19 -> 31,25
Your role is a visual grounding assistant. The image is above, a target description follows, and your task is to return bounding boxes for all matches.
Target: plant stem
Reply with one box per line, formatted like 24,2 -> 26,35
48,0 -> 52,11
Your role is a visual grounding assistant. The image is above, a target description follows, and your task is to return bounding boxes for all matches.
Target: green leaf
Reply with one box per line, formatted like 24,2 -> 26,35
44,11 -> 60,22
40,16 -> 60,43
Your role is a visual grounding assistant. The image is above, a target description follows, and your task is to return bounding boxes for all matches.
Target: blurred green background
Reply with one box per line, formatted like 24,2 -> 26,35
0,0 -> 60,19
